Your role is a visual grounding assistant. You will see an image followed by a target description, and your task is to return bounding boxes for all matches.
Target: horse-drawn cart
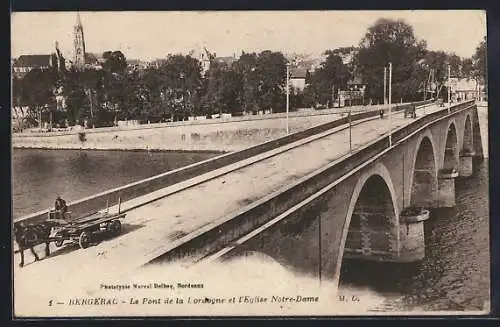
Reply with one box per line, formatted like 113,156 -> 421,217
48,210 -> 126,249
14,198 -> 127,267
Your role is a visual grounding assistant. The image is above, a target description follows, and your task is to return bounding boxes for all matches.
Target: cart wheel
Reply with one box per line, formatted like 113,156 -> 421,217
109,220 -> 122,235
55,239 -> 64,247
78,231 -> 91,249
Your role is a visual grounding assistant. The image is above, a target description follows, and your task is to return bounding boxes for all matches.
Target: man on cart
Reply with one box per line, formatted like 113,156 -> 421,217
50,195 -> 70,227
54,195 -> 68,219
47,195 -> 71,240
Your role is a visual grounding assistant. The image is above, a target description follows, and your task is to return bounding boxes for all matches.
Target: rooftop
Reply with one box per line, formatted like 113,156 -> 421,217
290,67 -> 308,79
12,55 -> 52,67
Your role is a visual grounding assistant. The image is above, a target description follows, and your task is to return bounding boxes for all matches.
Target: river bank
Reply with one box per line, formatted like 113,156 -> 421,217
12,104 -> 401,152
12,113 -> 343,152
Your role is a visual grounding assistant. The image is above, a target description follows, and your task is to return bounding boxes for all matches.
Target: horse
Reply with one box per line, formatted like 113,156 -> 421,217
14,220 -> 58,267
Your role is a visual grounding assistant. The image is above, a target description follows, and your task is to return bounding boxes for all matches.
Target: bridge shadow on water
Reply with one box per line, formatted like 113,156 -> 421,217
339,258 -> 420,295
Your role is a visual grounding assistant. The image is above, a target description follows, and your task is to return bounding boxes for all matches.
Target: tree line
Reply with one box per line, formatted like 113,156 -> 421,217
12,18 -> 487,129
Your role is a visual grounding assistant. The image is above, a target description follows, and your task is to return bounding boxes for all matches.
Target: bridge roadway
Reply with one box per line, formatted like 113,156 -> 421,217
14,103 -> 443,302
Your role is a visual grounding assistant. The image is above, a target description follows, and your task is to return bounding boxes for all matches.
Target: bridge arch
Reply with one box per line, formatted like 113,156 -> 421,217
442,120 -> 459,171
462,114 -> 474,153
336,163 -> 399,278
408,131 -> 438,208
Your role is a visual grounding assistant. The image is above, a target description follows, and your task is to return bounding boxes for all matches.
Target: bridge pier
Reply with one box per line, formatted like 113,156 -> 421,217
398,208 -> 430,261
437,169 -> 459,207
459,150 -> 475,177
411,168 -> 438,209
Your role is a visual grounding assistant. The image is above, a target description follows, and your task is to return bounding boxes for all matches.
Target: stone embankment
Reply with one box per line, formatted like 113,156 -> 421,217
13,109 -> 352,152
12,105 -> 406,152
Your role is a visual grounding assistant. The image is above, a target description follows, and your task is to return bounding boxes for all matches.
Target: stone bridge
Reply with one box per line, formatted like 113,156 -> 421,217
194,100 -> 484,285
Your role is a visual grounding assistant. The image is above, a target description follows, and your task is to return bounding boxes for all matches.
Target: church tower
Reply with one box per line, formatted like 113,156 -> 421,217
73,12 -> 86,70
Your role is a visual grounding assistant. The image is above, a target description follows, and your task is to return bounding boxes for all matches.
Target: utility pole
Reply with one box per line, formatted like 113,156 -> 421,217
388,62 -> 393,147
383,67 -> 387,105
286,63 -> 290,135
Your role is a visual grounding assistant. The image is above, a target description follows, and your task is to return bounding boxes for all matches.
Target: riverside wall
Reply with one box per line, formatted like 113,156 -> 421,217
12,105 -> 401,152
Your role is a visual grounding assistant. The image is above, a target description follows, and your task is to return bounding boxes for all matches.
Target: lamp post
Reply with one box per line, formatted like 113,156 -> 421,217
383,67 -> 387,105
388,62 -> 393,147
286,63 -> 290,134
348,86 -> 352,153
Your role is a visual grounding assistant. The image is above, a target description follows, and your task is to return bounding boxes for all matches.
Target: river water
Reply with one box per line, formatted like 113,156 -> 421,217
12,149 -> 219,218
11,106 -> 489,312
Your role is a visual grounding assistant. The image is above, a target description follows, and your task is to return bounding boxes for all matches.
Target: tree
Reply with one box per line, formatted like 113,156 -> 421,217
461,57 -> 474,79
255,50 -> 287,112
18,68 -> 58,126
218,69 -> 243,114
233,52 -> 259,113
199,60 -> 227,115
304,50 -> 351,107
472,36 -> 487,88
140,67 -> 165,119
62,68 -> 107,126
156,54 -> 203,120
63,68 -> 88,125
289,87 -> 305,110
422,50 -> 447,99
419,50 -> 466,101
357,18 -> 427,103
12,76 -> 28,130
448,53 -> 462,77
102,51 -> 128,74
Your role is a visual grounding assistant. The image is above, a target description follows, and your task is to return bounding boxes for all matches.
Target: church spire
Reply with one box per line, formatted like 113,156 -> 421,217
73,11 -> 86,70
76,11 -> 82,26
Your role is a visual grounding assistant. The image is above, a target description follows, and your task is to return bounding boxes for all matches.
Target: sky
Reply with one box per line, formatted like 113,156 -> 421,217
11,10 -> 486,62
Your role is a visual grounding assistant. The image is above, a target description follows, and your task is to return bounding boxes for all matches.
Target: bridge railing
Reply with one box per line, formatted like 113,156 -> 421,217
148,100 -> 476,264
392,99 -> 475,143
392,99 -> 435,113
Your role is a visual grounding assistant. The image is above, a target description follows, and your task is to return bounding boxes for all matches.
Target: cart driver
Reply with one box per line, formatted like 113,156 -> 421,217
54,195 -> 68,220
